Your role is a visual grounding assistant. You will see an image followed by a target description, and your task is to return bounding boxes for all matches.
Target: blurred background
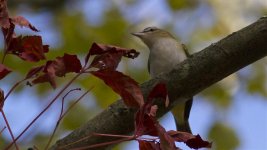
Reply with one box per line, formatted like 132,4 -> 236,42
0,0 -> 267,149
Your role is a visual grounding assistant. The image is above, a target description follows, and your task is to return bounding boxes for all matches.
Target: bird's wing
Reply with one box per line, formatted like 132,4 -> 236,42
181,43 -> 191,57
147,56 -> 150,74
171,42 -> 193,133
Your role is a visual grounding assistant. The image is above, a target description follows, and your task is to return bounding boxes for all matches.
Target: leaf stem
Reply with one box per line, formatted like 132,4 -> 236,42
70,136 -> 134,150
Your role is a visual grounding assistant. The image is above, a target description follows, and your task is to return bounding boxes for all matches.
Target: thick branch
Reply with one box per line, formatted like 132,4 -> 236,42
50,17 -> 267,150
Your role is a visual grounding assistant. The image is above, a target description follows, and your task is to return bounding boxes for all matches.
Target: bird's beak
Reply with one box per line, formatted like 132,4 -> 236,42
131,32 -> 144,37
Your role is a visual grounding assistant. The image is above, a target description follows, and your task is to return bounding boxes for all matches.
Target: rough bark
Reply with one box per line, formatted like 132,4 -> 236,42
50,17 -> 267,150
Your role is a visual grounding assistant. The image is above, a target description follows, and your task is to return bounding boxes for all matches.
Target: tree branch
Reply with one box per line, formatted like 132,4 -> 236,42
50,17 -> 267,150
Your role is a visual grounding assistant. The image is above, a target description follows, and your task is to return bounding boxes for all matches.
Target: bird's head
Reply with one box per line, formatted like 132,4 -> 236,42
131,27 -> 174,48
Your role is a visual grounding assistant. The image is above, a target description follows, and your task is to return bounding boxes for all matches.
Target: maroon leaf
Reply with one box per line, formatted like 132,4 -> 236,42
0,64 -> 11,80
167,130 -> 194,143
156,124 -> 178,150
1,21 -> 15,46
89,51 -> 123,70
11,16 -> 39,32
143,83 -> 168,117
85,42 -> 139,70
85,42 -> 111,66
135,111 -> 158,136
7,36 -> 49,62
91,69 -> 144,108
134,83 -> 169,137
43,45 -> 49,53
88,42 -> 139,58
29,54 -> 82,88
148,83 -> 168,102
123,49 -> 140,59
167,130 -> 212,149
60,53 -> 82,74
186,135 -> 212,149
138,140 -> 160,150
0,0 -> 10,28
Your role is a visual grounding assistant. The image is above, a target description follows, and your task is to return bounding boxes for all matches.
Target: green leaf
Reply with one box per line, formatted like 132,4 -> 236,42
167,0 -> 198,10
208,122 -> 239,150
247,63 -> 267,97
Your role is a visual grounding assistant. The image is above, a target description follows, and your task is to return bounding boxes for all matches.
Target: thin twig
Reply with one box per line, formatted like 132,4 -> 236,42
0,110 -> 19,150
60,88 -> 93,120
59,134 -> 94,149
0,126 -> 6,135
44,88 -> 92,150
5,72 -> 83,149
0,79 -> 25,109
44,88 -> 81,150
59,132 -> 133,149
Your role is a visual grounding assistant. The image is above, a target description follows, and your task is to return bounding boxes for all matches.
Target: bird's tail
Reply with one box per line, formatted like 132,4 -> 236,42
171,98 -> 193,133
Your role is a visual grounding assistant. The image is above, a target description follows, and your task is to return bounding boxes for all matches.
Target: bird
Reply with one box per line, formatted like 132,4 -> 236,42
132,27 -> 193,133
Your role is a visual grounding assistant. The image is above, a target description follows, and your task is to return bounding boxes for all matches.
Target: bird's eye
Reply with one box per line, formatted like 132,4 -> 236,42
149,28 -> 155,32
143,27 -> 157,33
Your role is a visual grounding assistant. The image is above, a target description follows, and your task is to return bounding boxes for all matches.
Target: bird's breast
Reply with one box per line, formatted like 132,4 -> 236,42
149,39 -> 187,78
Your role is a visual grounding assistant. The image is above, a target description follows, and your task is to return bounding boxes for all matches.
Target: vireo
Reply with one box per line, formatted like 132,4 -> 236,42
132,27 -> 193,133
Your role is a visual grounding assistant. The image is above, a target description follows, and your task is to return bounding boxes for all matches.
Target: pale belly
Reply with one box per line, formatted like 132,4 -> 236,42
149,43 -> 187,78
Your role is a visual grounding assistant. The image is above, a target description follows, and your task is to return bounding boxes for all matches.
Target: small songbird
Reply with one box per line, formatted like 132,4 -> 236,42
132,27 -> 193,133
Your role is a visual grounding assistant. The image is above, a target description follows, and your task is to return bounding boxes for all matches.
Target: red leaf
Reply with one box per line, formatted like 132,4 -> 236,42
44,53 -> 81,84
186,135 -> 212,149
61,53 -> 82,73
89,51 -> 123,70
11,16 -> 39,32
88,42 -> 139,57
156,124 -> 178,150
43,45 -> 49,53
1,21 -> 15,46
148,83 -> 168,102
91,69 -> 144,108
7,36 -> 49,62
0,0 -> 10,28
167,130 -> 195,142
138,140 -> 160,150
167,130 -> 212,149
135,111 -> 158,136
143,83 -> 168,117
29,54 -> 81,88
0,64 -> 11,80
85,43 -> 139,70
123,49 -> 140,59
134,83 -> 169,137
